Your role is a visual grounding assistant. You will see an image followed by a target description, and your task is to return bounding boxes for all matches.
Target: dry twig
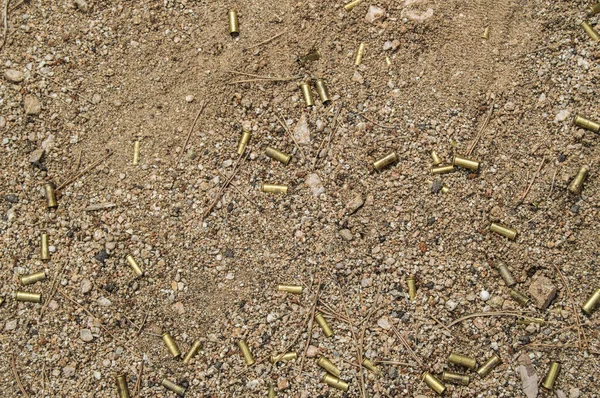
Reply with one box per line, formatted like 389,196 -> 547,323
352,111 -> 398,129
516,157 -> 545,206
201,152 -> 248,221
1,0 -> 9,53
245,31 -> 285,50
390,324 -> 423,368
11,353 -> 30,398
298,282 -> 321,375
275,111 -> 306,161
56,149 -> 113,191
447,311 -> 528,327
175,102 -> 206,168
134,360 -> 143,398
466,95 -> 495,156
552,264 -> 587,348
313,104 -> 343,170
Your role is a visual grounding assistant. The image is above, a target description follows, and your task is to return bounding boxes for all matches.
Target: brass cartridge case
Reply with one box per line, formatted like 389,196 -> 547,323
315,313 -> 333,337
315,79 -> 331,105
448,353 -> 477,370
41,233 -> 50,260
431,150 -> 442,166
15,291 -> 42,303
422,372 -> 446,395
300,82 -> 314,107
582,288 -> 600,315
317,356 -> 341,377
321,374 -> 349,391
510,288 -> 530,306
276,284 -> 302,294
407,276 -> 416,302
482,27 -> 490,39
237,131 -> 251,155
568,166 -> 589,194
266,147 -> 292,165
21,270 -> 46,286
442,371 -> 470,386
497,264 -> 516,287
541,362 -> 560,390
45,183 -> 58,208
268,385 -> 276,398
270,352 -> 297,364
261,184 -> 288,194
133,141 -> 140,165
373,152 -> 398,171
453,154 -> 480,171
489,222 -> 517,240
183,341 -> 202,364
431,164 -> 454,174
582,21 -> 600,41
161,378 -> 186,396
126,255 -> 143,277
573,114 -> 600,133
385,56 -> 392,66
362,359 -> 381,375
116,374 -> 131,398
477,355 -> 501,377
162,333 -> 181,358
441,186 -> 449,194
238,340 -> 255,365
589,3 -> 600,16
228,10 -> 239,37
344,0 -> 361,11
355,42 -> 366,66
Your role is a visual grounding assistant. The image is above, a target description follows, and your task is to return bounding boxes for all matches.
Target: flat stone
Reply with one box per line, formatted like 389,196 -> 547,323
74,0 -> 89,12
81,279 -> 92,294
29,148 -> 45,163
554,109 -> 570,122
445,299 -> 458,311
24,94 -> 42,115
97,297 -> 112,306
346,193 -> 364,214
80,329 -> 94,342
377,316 -> 391,330
365,5 -> 385,23
528,272 -> 556,309
4,69 -> 24,83
5,319 -> 18,331
306,346 -> 319,357
293,114 -> 310,145
305,173 -> 324,197
339,229 -> 353,241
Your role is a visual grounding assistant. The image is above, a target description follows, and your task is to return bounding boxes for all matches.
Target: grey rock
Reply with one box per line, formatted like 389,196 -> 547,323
528,273 -> 556,310
305,173 -> 325,197
4,69 -> 24,83
5,319 -> 18,331
63,365 -> 76,378
431,180 -> 443,194
24,94 -> 42,115
74,0 -> 89,12
365,5 -> 385,23
293,114 -> 310,145
346,193 -> 364,214
29,149 -> 45,164
81,279 -> 92,294
339,229 -> 353,241
97,297 -> 112,306
80,328 -> 94,342
517,353 -> 538,398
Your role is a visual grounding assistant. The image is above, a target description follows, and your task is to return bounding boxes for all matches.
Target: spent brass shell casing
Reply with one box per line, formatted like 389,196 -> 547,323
116,374 -> 131,398
355,42 -> 366,66
344,0 -> 361,11
321,374 -> 349,392
15,291 -> 42,303
407,276 -> 416,302
268,385 -> 276,398
238,340 -> 255,365
431,150 -> 442,166
45,183 -> 58,208
265,147 -> 292,165
431,164 -> 455,174
161,378 -> 186,396
582,21 -> 600,41
385,56 -> 392,66
162,333 -> 181,358
422,372 -> 446,395
270,352 -> 297,364
490,222 -> 517,240
315,79 -> 331,105
589,3 -> 600,16
568,166 -> 589,194
21,270 -> 47,286
497,264 -> 516,287
228,10 -> 239,37
300,82 -> 314,107
183,341 -> 202,364
362,359 -> 381,375
40,233 -> 50,260
126,255 -> 143,277
573,114 -> 600,133
133,141 -> 140,165
441,186 -> 449,194
582,288 -> 600,315
453,154 -> 480,171
541,362 -> 560,390
237,131 -> 251,155
277,284 -> 303,294
442,371 -> 470,386
373,152 -> 398,171
477,355 -> 501,378
315,313 -> 333,337
317,356 -> 341,377
262,184 -> 288,194
482,27 -> 490,39
510,288 -> 530,306
448,353 -> 477,370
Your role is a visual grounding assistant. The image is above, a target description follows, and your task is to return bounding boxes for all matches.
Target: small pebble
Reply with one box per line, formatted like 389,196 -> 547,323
480,289 -> 490,301
80,329 -> 94,342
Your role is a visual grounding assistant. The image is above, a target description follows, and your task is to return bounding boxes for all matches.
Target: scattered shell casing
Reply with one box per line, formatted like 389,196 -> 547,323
315,313 -> 333,337
21,270 -> 47,286
268,385 -> 276,398
321,374 -> 349,392
431,164 -> 455,174
45,183 -> 58,208
541,362 -> 560,390
582,288 -> 600,315
441,186 -> 449,194
344,0 -> 361,11
270,352 -> 297,364
422,372 -> 446,395
126,255 -> 144,277
40,233 -> 50,260
385,56 -> 392,66
265,147 -> 292,165
568,166 -> 589,194
407,276 -> 416,302
431,150 -> 442,166
482,27 -> 490,39
510,288 -> 530,306
355,42 -> 366,66
496,264 -> 516,287
300,82 -> 314,107
362,359 -> 381,375
442,371 -> 470,386
238,340 -> 255,366
162,333 -> 181,358
14,291 -> 42,303
298,48 -> 321,63
237,131 -> 251,155
228,10 -> 239,37
262,183 -> 288,194
161,378 -> 186,396
573,114 -> 600,133
477,355 -> 501,377
453,154 -> 480,171
317,356 -> 341,377
373,152 -> 398,171
116,374 -> 131,398
183,341 -> 202,364
448,353 -> 477,370
489,222 -> 517,240
589,3 -> 600,16
315,79 -> 331,105
581,21 -> 600,41
133,141 -> 140,165
276,284 -> 303,294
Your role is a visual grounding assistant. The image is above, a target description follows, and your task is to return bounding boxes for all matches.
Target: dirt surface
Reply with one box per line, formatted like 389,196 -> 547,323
1,0 -> 600,397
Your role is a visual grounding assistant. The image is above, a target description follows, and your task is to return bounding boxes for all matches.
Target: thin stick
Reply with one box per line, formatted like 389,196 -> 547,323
75,149 -> 83,171
202,152 -> 247,220
357,290 -> 381,398
9,0 -> 23,12
547,168 -> 557,201
245,31 -> 285,50
552,264 -> 587,349
229,77 -> 299,84
275,111 -> 306,161
351,111 -> 397,129
136,311 -> 149,337
35,70 -> 95,105
447,311 -> 527,327
390,324 -> 423,368
429,315 -> 460,341
216,170 -> 258,208
298,282 -> 321,375
516,157 -> 545,207
56,149 -> 113,190
0,0 -> 9,52
175,102 -> 206,168
39,260 -> 67,321
133,360 -> 143,398
313,104 -> 343,170
11,353 -> 30,398
466,96 -> 495,156
375,360 -> 416,367
227,70 -> 298,80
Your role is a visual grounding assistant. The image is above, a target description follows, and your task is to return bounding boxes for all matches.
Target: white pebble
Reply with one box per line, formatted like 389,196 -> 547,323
185,95 -> 194,103
480,289 -> 490,301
